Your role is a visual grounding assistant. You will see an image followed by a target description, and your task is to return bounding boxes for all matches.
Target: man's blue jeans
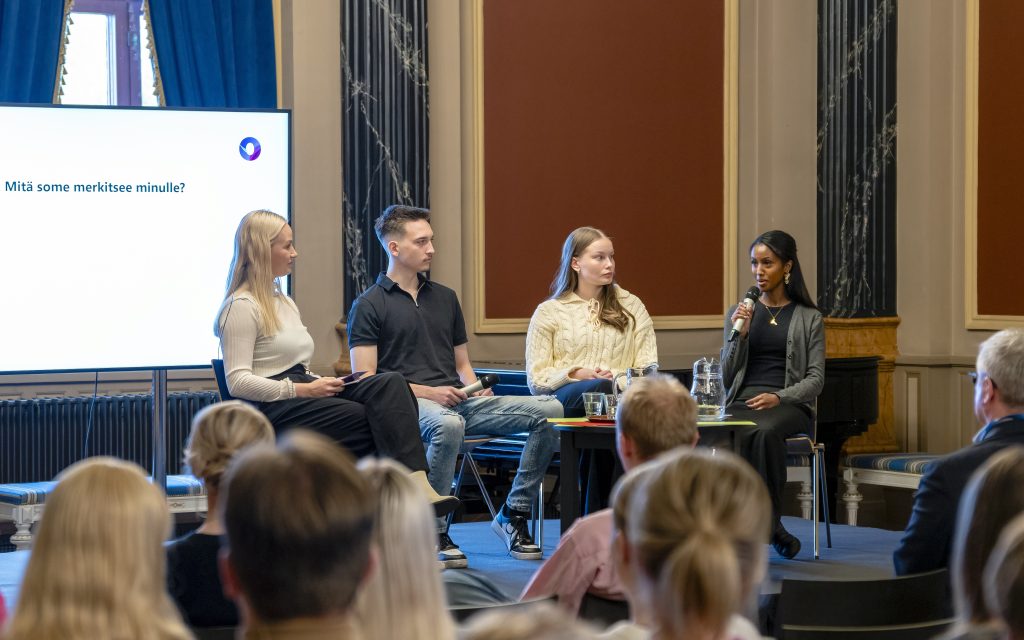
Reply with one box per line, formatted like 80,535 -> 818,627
418,395 -> 563,530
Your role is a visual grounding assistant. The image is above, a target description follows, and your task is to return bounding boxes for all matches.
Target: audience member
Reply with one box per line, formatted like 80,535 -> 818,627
6,458 -> 191,640
348,204 -> 562,567
0,591 -> 6,630
459,602 -> 599,640
526,225 -> 658,415
984,513 -> 1024,640
895,328 -> 1024,574
941,446 -> 1024,640
721,229 -> 824,560
166,401 -> 275,628
605,447 -> 770,640
355,457 -> 456,640
521,374 -> 698,613
218,429 -> 375,639
215,209 -> 454,515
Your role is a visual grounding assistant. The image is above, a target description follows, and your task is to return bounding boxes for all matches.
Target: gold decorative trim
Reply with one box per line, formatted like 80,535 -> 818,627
964,0 -> 1022,330
469,0 -> 739,334
52,0 -> 75,104
143,0 -> 167,107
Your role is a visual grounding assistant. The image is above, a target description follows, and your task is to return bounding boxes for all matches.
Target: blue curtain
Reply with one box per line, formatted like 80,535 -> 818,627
0,0 -> 65,103
148,0 -> 276,108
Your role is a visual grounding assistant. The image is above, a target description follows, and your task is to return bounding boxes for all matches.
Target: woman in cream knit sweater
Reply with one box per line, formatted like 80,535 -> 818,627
526,227 -> 658,417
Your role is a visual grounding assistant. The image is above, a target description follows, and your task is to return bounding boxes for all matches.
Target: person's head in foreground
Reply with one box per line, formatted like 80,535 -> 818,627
612,447 -> 771,640
7,457 -> 191,640
219,429 -> 376,631
951,446 -> 1024,626
355,457 -> 455,640
973,328 -> 1024,426
615,373 -> 699,470
984,512 -> 1024,640
185,400 -> 275,494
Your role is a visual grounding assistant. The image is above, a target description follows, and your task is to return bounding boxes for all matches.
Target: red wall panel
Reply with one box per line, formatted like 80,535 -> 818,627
481,0 -> 725,319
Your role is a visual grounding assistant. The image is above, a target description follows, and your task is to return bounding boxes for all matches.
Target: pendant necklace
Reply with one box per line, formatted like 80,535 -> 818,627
761,301 -> 790,326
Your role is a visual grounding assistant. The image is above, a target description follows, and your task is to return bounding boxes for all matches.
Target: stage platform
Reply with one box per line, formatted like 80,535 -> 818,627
0,516 -> 904,613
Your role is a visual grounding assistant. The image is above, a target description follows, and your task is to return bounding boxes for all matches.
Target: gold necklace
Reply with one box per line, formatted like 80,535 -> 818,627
761,300 -> 790,326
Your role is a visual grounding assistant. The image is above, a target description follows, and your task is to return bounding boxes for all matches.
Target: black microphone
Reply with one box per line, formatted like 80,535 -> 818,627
728,287 -> 761,342
462,373 -> 499,395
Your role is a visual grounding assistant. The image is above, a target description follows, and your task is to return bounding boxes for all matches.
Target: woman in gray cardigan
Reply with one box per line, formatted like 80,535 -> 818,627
721,230 -> 825,559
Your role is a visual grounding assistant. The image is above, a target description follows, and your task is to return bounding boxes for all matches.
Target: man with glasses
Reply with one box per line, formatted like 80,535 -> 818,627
894,328 -> 1024,574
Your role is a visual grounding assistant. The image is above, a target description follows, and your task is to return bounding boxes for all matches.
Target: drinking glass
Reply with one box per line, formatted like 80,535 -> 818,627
582,392 -> 605,418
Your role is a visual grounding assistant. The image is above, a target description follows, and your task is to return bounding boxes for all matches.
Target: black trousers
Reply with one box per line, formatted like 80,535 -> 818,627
727,400 -> 812,519
258,371 -> 428,473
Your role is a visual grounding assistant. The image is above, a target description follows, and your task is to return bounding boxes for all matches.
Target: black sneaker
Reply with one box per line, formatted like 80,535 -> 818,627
491,509 -> 542,560
438,531 -> 468,569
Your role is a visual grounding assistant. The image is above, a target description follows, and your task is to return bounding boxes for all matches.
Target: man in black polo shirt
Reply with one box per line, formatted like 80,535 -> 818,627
346,205 -> 563,568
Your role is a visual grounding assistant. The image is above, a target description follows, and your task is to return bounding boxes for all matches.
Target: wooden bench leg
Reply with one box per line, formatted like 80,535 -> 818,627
842,468 -> 863,526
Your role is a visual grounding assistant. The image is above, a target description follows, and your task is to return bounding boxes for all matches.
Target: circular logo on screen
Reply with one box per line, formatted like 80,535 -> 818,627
239,137 -> 262,161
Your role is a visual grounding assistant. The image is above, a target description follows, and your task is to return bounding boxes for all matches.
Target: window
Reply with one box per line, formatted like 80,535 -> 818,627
60,0 -> 158,107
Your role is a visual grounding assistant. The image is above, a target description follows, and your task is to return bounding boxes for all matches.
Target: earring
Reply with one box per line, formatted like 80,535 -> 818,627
784,272 -> 791,285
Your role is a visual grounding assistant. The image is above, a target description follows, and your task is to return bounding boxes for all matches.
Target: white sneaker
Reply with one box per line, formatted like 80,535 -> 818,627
491,510 -> 542,560
438,531 -> 469,569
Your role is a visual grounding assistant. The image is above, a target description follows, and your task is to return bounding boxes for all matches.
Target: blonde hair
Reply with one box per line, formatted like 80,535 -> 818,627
7,458 -> 191,640
616,374 -> 698,459
623,448 -> 771,640
354,458 -> 455,640
185,401 -> 275,488
951,446 -> 1024,624
549,226 -> 634,332
983,512 -> 1024,638
216,209 -> 288,337
460,601 -> 598,640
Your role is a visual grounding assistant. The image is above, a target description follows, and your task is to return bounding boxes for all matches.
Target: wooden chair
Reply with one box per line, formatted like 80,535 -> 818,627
775,569 -> 954,639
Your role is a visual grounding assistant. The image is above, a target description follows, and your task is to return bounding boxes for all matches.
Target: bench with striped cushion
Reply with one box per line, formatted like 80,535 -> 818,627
0,475 -> 207,550
841,453 -> 940,526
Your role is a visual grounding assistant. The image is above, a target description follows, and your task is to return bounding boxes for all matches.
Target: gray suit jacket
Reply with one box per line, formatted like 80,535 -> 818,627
720,302 -> 825,414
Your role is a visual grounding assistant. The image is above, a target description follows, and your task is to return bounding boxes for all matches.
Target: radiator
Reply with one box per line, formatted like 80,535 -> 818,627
0,392 -> 220,483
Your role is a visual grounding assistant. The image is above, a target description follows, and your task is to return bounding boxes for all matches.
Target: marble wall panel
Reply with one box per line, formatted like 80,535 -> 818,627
817,0 -> 897,318
341,0 -> 429,314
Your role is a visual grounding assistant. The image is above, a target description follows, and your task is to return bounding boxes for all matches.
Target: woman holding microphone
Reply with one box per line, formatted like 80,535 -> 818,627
721,230 -> 824,559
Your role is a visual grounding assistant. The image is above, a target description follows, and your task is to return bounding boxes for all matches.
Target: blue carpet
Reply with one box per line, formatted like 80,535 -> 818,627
0,516 -> 902,611
444,516 -> 903,600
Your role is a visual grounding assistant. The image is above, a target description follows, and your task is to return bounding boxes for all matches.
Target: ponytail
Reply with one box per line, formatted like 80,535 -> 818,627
656,530 -> 740,639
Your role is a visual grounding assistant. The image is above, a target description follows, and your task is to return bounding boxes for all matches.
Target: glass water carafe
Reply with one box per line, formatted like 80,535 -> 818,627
691,357 -> 726,419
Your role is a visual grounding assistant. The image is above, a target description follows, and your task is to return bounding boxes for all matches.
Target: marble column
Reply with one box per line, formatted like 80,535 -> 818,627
817,0 -> 899,454
341,0 -> 429,315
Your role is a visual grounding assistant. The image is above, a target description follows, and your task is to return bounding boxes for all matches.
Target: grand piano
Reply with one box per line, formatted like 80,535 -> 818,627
817,356 -> 880,521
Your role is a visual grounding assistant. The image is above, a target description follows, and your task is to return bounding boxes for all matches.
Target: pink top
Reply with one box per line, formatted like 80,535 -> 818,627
0,591 -> 7,628
520,509 -> 624,613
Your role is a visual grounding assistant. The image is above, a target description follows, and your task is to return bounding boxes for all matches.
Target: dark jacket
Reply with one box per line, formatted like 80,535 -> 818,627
893,415 -> 1024,575
720,303 -> 825,414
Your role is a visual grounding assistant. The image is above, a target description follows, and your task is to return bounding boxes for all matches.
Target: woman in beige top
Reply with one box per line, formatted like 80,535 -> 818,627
526,226 -> 658,417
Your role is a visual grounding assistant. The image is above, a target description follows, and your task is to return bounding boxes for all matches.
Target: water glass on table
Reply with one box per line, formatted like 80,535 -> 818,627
604,393 -> 618,419
582,392 -> 605,419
